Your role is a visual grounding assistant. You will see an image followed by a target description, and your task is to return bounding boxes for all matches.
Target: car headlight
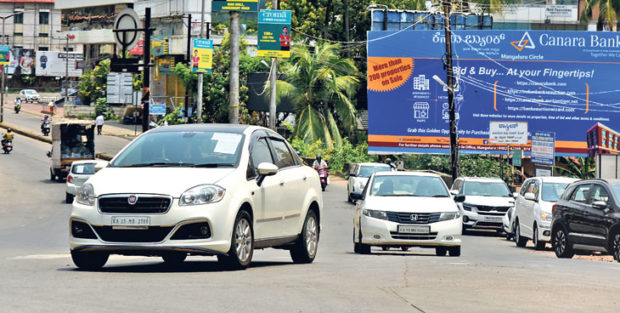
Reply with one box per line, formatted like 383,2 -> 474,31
76,183 -> 95,206
541,212 -> 552,221
463,205 -> 476,212
439,211 -> 461,221
363,209 -> 388,220
179,185 -> 225,206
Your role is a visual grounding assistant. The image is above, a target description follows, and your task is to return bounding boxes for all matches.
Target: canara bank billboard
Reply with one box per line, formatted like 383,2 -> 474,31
367,30 -> 620,156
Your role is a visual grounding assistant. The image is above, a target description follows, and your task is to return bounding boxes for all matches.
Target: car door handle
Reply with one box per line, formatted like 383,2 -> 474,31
279,180 -> 285,186
302,175 -> 307,181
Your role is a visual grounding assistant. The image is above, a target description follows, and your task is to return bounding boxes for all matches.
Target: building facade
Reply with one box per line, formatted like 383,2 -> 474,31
0,0 -> 65,51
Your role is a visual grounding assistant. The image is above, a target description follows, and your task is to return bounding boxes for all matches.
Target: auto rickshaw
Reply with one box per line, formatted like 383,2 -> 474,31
47,121 -> 95,181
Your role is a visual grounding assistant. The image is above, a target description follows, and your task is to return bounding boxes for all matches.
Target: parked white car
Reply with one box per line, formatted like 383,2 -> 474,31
70,125 -> 323,270
513,176 -> 578,249
65,160 -> 108,203
450,177 -> 516,233
352,171 -> 462,256
347,162 -> 392,202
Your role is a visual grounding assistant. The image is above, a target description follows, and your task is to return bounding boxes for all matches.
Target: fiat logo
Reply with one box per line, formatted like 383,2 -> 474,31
128,195 -> 138,205
410,214 -> 418,221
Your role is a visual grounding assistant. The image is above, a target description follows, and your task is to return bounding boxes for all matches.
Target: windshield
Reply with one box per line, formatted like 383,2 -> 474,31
111,131 -> 244,168
358,165 -> 391,177
25,90 -> 37,95
462,181 -> 511,197
369,175 -> 449,197
72,163 -> 96,175
541,182 -> 569,202
613,186 -> 620,202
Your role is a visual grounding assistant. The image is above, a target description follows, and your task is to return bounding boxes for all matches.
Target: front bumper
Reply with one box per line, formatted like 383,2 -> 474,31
360,215 -> 461,247
70,199 -> 234,255
462,210 -> 505,229
537,221 -> 552,242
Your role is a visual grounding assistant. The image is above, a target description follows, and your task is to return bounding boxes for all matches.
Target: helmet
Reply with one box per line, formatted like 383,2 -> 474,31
7,128 -> 12,132
44,115 -> 49,119
316,154 -> 321,160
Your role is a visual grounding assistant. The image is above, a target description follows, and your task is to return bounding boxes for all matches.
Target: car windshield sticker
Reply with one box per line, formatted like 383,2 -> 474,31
212,133 -> 242,154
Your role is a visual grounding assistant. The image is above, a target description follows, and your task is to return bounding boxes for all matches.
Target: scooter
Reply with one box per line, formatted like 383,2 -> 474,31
14,102 -> 21,114
41,120 -> 51,136
2,140 -> 13,154
317,167 -> 329,191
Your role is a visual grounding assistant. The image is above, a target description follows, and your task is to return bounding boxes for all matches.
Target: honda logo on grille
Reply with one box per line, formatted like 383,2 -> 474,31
128,195 -> 138,205
410,214 -> 418,221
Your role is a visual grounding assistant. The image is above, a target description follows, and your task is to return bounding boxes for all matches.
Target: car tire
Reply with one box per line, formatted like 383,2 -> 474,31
290,210 -> 320,264
71,250 -> 108,270
65,193 -> 74,204
611,231 -> 620,262
50,169 -> 55,182
162,252 -> 187,265
353,227 -> 361,253
347,193 -> 352,203
552,227 -> 574,259
515,221 -> 527,247
356,217 -> 371,254
435,247 -> 447,256
218,210 -> 253,270
461,224 -> 468,235
448,246 -> 461,257
533,224 -> 545,250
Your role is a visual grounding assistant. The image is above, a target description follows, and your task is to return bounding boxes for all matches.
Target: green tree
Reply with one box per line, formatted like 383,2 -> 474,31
581,0 -> 620,29
274,43 -> 360,148
555,157 -> 596,179
77,59 -> 110,106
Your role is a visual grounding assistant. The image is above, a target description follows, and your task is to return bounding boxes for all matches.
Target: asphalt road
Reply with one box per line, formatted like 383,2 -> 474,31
1,133 -> 619,312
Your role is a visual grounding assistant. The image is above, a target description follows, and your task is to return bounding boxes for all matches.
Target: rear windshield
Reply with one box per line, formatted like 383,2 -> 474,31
72,163 -> 96,174
358,165 -> 391,177
463,181 -> 511,197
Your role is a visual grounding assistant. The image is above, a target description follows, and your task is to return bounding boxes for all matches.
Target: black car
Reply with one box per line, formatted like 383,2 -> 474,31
551,179 -> 620,262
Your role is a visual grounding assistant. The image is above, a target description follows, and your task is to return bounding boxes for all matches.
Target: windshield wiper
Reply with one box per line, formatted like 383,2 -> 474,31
193,163 -> 235,168
122,162 -> 195,167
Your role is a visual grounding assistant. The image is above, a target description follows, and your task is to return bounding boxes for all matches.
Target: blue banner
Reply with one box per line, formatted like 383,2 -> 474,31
367,30 -> 620,156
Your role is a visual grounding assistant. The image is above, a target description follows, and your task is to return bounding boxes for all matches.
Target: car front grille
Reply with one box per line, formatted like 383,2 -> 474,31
390,232 -> 438,240
92,226 -> 173,242
98,195 -> 172,214
475,205 -> 511,215
386,212 -> 441,224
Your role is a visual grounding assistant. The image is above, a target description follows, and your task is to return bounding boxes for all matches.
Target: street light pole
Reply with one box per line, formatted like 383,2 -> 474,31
443,0 -> 459,181
65,35 -> 69,105
268,0 -> 278,130
0,12 -> 23,123
197,0 -> 205,123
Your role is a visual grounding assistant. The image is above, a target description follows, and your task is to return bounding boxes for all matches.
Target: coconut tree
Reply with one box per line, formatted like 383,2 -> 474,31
272,43 -> 360,148
554,157 -> 596,179
581,0 -> 620,30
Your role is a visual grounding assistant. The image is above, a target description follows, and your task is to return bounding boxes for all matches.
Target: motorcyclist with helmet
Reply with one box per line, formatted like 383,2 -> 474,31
2,128 -> 14,148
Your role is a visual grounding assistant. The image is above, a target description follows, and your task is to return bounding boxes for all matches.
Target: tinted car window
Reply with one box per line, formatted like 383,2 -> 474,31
270,139 -> 295,168
588,185 -> 610,204
570,184 -> 591,203
251,138 -> 273,168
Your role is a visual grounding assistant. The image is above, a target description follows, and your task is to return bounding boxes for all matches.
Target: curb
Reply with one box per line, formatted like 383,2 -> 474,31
0,122 -> 52,144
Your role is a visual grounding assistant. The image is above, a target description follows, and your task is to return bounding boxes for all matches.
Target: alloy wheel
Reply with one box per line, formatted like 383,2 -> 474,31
613,233 -> 620,261
554,230 -> 566,255
234,218 -> 252,263
305,215 -> 318,257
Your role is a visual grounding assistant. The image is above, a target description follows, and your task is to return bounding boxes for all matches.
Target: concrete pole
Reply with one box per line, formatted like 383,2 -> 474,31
65,35 -> 69,106
197,0 -> 206,123
443,0 -> 460,181
229,11 -> 240,124
268,0 -> 278,130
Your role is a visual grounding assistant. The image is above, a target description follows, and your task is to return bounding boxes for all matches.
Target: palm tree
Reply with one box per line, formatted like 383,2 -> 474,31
554,157 -> 596,179
581,0 -> 620,30
272,43 -> 360,148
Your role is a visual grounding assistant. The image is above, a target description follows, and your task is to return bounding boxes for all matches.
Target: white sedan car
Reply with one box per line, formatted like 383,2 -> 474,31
347,162 -> 392,202
513,176 -> 577,250
352,172 -> 462,256
65,160 -> 108,203
70,124 -> 323,270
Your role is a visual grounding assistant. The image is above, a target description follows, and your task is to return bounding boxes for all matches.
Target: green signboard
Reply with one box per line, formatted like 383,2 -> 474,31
212,0 -> 258,12
512,149 -> 522,167
257,10 -> 291,58
0,46 -> 10,65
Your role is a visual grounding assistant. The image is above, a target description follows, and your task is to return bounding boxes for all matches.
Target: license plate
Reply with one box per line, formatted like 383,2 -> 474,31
482,215 -> 503,223
111,216 -> 151,226
398,225 -> 430,234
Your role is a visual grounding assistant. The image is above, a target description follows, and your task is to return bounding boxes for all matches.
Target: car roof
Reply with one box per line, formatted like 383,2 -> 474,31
536,176 -> 579,183
458,177 -> 505,183
374,171 -> 440,178
357,162 -> 391,167
148,123 -> 270,136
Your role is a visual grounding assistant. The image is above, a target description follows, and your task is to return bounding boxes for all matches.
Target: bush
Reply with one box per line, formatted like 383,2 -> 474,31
95,98 -> 117,119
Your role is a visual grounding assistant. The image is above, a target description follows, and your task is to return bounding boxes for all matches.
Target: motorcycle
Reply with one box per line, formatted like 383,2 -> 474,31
2,140 -> 13,154
14,101 -> 21,114
317,166 -> 329,191
41,120 -> 51,136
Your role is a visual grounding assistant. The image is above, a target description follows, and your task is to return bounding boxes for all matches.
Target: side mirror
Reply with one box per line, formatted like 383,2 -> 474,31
46,151 -> 52,158
256,162 -> 278,186
454,195 -> 465,202
450,190 -> 458,196
524,192 -> 536,201
592,200 -> 608,210
350,192 -> 363,201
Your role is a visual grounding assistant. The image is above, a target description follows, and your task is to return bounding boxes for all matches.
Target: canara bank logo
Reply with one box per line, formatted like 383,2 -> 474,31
510,32 -> 536,52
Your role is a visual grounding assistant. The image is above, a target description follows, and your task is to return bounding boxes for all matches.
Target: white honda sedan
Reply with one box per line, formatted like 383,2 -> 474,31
70,124 -> 323,270
352,172 -> 462,256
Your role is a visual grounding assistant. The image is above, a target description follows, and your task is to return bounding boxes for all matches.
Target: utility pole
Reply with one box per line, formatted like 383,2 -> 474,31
443,0 -> 459,181
229,11 -> 240,124
197,0 -> 206,123
65,35 -> 69,105
184,14 -> 191,122
142,8 -> 152,132
268,0 -> 278,130
344,0 -> 350,58
0,12 -> 22,123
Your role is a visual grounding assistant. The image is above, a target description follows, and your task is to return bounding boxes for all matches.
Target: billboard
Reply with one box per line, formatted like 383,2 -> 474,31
191,39 -> 213,73
0,46 -> 9,65
7,48 -> 35,75
36,51 -> 83,77
367,30 -> 620,156
257,10 -> 292,58
212,0 -> 258,12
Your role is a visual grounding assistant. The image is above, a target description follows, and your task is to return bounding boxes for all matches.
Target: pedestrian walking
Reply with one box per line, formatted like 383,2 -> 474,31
96,114 -> 104,135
